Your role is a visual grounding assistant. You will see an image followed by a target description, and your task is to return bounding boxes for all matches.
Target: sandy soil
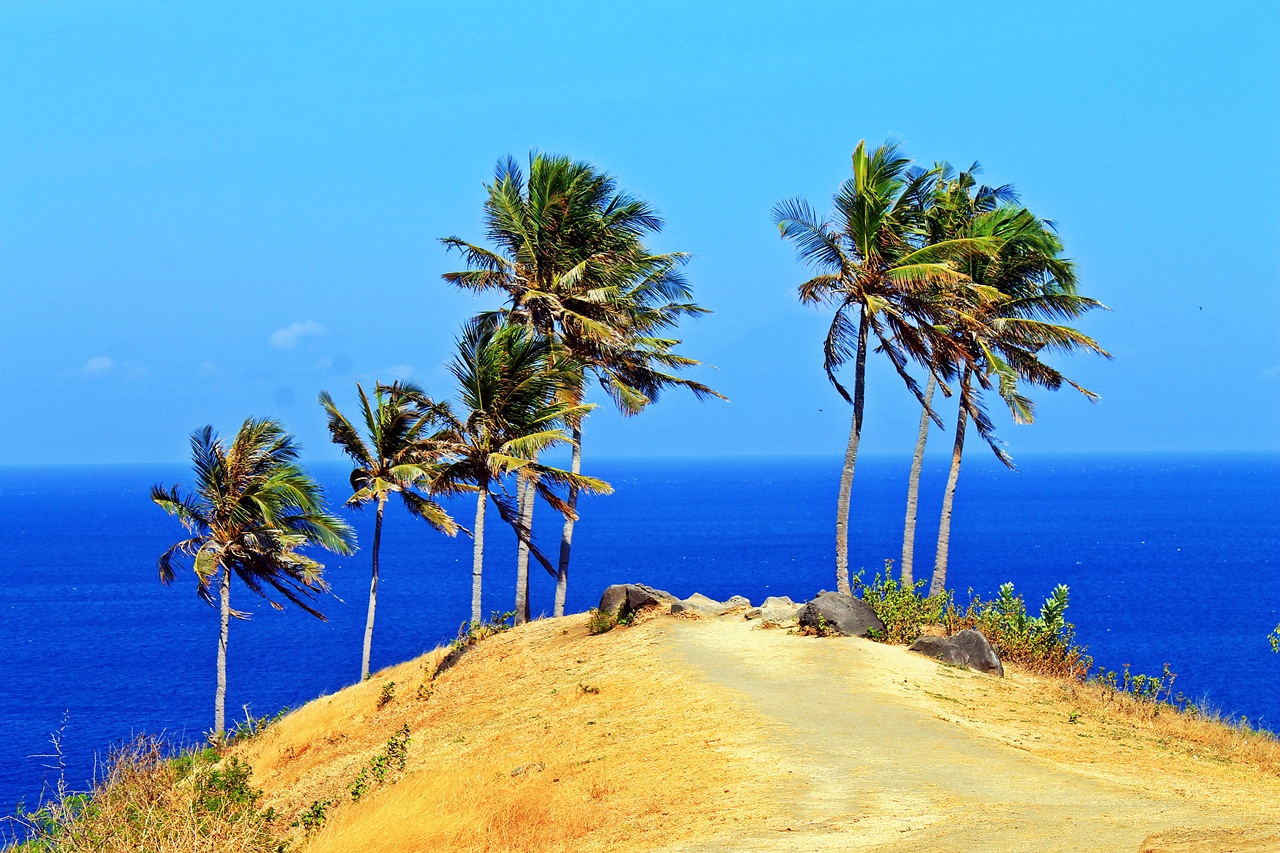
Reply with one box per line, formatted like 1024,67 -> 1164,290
650,617 -> 1279,853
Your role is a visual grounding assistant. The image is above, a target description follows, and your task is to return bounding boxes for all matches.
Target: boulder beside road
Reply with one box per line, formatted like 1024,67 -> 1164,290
797,591 -> 885,638
908,629 -> 1004,676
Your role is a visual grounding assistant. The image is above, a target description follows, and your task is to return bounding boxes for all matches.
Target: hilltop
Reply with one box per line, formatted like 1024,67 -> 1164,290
225,608 -> 1279,852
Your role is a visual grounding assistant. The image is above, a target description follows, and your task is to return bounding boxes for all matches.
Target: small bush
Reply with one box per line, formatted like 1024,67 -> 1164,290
291,798 -> 332,835
854,562 -> 948,644
377,682 -> 396,710
586,608 -> 618,635
452,611 -> 514,650
948,582 -> 1093,679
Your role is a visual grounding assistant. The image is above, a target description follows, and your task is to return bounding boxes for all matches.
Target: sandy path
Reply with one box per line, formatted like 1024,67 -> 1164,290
652,618 -> 1273,853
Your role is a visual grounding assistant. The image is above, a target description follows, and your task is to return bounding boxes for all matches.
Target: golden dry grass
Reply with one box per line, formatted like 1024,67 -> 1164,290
235,614 -> 772,853
862,642 -> 1280,814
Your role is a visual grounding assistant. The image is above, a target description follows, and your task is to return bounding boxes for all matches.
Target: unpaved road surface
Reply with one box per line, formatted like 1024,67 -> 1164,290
651,618 -> 1278,853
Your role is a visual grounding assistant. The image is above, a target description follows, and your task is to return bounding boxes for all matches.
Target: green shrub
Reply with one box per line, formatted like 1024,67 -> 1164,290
853,562 -> 948,644
947,581 -> 1093,679
377,681 -> 396,710
452,611 -> 514,650
586,608 -> 618,635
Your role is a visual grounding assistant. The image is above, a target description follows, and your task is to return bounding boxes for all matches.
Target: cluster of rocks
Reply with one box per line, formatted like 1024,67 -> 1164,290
596,582 -> 1005,677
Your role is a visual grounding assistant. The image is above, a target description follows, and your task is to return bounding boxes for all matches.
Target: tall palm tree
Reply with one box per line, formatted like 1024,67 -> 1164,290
442,153 -> 718,619
151,419 -> 356,738
430,319 -> 611,625
900,165 -> 1018,587
927,206 -> 1111,595
319,382 -> 460,681
773,140 -> 998,595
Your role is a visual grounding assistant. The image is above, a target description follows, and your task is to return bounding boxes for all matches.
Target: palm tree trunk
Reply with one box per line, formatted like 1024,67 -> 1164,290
834,313 -> 870,596
900,373 -> 936,588
360,499 -> 384,681
554,421 -> 582,618
471,473 -> 489,625
930,370 -> 971,596
215,565 -> 230,739
513,471 -> 535,625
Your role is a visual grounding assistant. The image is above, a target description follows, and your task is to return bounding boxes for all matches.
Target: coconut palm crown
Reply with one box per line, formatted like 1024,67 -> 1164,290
151,418 -> 356,736
319,381 -> 460,679
773,140 -> 1000,596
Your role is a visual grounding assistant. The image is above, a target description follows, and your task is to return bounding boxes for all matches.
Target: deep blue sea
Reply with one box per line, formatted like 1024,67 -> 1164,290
1,453 -> 1277,824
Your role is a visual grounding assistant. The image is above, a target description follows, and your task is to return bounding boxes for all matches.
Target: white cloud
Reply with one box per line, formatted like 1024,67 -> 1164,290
269,321 -> 327,350
383,364 -> 414,380
83,356 -> 113,377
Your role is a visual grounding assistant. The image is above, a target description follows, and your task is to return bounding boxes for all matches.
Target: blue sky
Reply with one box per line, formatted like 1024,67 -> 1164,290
1,1 -> 1276,464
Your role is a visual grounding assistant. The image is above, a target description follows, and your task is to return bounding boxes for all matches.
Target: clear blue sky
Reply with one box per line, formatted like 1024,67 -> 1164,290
1,1 -> 1276,464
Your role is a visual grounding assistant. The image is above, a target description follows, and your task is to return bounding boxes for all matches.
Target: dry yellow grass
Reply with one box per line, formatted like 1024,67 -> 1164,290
871,649 -> 1280,811
234,614 -> 773,853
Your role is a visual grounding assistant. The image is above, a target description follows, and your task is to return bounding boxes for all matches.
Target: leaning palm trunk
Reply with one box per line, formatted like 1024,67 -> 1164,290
900,374 -> 936,588
513,470 -> 536,625
215,565 -> 230,739
554,421 -> 582,617
834,314 -> 870,596
930,370 -> 971,596
361,499 -> 385,680
471,473 -> 489,625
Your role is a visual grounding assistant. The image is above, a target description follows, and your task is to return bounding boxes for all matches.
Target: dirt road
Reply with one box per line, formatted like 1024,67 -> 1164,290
653,618 -> 1278,853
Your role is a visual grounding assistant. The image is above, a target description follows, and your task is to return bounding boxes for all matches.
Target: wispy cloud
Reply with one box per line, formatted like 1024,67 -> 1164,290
1262,364 -> 1280,379
83,356 -> 114,377
269,321 -> 327,350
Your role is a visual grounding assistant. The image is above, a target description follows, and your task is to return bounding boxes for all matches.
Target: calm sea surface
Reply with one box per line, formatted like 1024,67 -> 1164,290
1,453 -> 1277,820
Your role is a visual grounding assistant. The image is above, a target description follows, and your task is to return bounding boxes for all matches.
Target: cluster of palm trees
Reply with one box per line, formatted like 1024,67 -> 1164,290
152,142 -> 1110,738
774,140 -> 1110,598
153,153 -> 719,737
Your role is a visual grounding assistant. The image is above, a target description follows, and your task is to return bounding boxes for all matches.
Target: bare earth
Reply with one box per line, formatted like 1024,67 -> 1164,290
651,617 -> 1279,853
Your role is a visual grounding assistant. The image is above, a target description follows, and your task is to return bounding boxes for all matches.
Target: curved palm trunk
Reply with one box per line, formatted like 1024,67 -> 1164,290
900,374 -> 936,588
834,313 -> 870,596
513,471 -> 535,625
214,565 -> 230,739
930,370 -> 972,596
471,473 -> 489,625
360,499 -> 385,680
554,421 -> 582,618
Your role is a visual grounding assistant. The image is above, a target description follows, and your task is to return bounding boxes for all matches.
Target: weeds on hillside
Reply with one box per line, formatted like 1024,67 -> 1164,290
10,736 -> 284,853
452,611 -> 514,650
225,705 -> 289,745
349,725 -> 412,802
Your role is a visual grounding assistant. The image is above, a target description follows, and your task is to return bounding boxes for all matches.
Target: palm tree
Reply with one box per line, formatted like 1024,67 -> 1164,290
900,165 -> 1019,588
430,319 -> 611,625
773,141 -> 998,595
151,419 -> 356,738
927,206 -> 1111,595
442,153 -> 718,619
319,382 -> 460,681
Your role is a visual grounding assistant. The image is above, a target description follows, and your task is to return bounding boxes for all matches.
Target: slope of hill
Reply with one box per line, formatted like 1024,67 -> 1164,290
227,610 -> 1279,852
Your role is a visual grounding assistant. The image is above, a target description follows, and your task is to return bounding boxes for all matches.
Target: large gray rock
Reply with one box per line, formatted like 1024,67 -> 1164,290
597,583 -> 679,619
797,592 -> 885,637
744,595 -> 803,626
909,629 -> 1004,676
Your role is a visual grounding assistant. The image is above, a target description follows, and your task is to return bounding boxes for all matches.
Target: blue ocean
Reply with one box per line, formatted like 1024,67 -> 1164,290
1,453 -> 1277,822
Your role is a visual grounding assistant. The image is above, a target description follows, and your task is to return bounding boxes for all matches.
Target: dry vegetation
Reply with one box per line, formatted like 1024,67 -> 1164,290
236,612 -> 772,852
11,609 -> 1279,852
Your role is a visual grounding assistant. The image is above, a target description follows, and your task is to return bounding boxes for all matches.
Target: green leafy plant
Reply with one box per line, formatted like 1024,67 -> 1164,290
377,682 -> 396,710
452,611 -> 515,651
586,608 -> 618,635
1270,624 -> 1279,653
854,561 -> 948,644
291,798 -> 333,834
